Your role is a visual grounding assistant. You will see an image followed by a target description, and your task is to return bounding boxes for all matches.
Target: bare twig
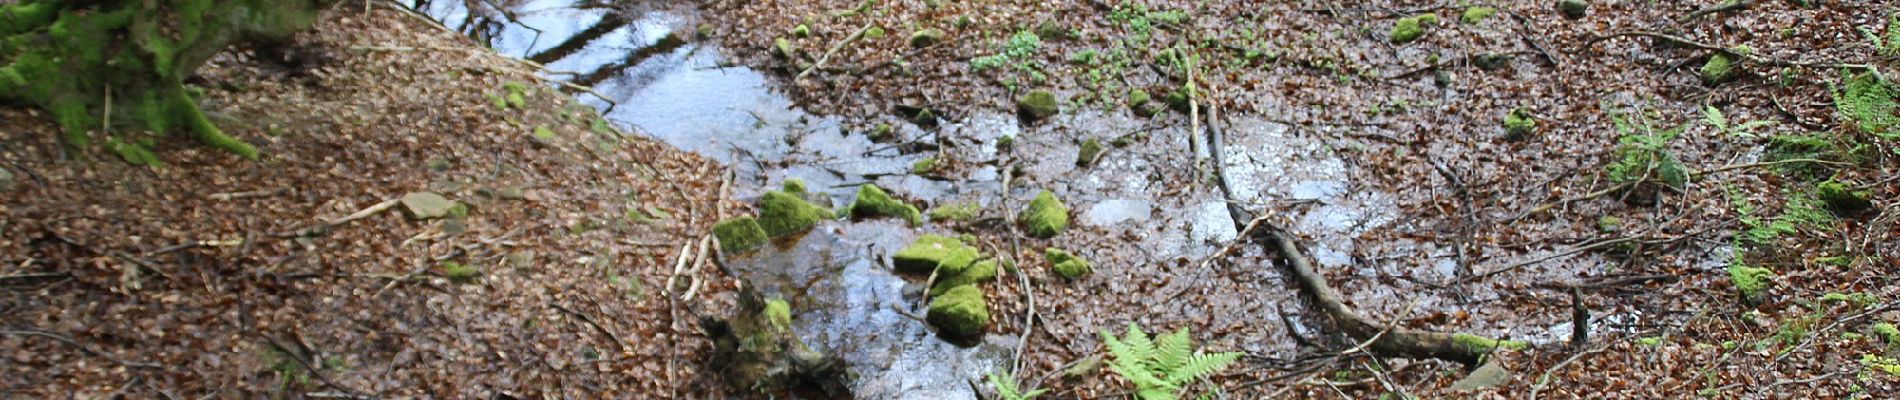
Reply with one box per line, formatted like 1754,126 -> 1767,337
796,22 -> 875,83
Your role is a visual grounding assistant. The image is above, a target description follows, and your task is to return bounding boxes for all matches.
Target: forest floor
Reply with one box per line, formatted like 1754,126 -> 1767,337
0,0 -> 1898,399
1,5 -> 745,398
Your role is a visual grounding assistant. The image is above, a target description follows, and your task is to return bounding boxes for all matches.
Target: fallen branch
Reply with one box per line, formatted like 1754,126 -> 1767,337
1677,0 -> 1753,23
795,22 -> 875,83
1204,109 -> 1514,366
273,198 -> 401,238
1585,31 -> 1880,76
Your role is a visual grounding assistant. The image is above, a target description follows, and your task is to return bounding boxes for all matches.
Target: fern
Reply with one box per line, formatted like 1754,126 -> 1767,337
1605,107 -> 1690,189
986,369 -> 1048,400
1859,13 -> 1900,57
1834,72 -> 1898,140
1702,106 -> 1775,138
1101,323 -> 1242,400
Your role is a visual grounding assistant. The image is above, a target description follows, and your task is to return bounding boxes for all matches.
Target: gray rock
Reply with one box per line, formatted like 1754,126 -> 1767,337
1448,360 -> 1513,391
400,192 -> 459,220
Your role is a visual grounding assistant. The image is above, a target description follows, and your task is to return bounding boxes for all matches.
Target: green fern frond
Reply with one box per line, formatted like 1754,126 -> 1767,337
1834,72 -> 1898,139
1154,328 -> 1193,372
1166,352 -> 1243,386
986,369 -> 1048,400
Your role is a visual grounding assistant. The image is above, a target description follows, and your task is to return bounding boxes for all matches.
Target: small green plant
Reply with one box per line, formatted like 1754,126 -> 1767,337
985,369 -> 1048,400
1605,107 -> 1690,190
1857,13 -> 1900,57
971,31 -> 1042,72
1833,72 -> 1898,140
1100,323 -> 1242,400
1702,106 -> 1775,138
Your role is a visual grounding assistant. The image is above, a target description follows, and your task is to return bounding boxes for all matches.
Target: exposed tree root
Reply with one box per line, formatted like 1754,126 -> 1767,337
1205,101 -> 1518,366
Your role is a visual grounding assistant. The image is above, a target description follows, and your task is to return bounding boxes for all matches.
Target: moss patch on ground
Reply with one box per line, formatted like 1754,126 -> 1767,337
1452,333 -> 1527,353
1728,263 -> 1775,304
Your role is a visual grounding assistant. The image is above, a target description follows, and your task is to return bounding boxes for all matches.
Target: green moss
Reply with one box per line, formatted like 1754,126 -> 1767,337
1018,89 -> 1060,120
1728,263 -> 1775,304
1636,336 -> 1663,346
1461,7 -> 1496,24
440,261 -> 480,284
757,190 -> 833,237
533,125 -> 557,141
864,26 -> 886,40
894,234 -> 977,274
1452,333 -> 1527,353
927,285 -> 989,337
869,123 -> 894,141
996,134 -> 1015,150
932,259 -> 998,296
763,298 -> 792,333
1077,138 -> 1103,166
911,156 -> 938,174
1815,181 -> 1872,214
1019,190 -> 1070,239
909,28 -> 944,48
848,185 -> 922,226
1045,247 -> 1091,279
782,178 -> 807,195
792,24 -> 810,38
1389,16 -> 1425,44
1597,215 -> 1622,233
1504,108 -> 1535,140
1875,323 -> 1899,344
773,37 -> 794,58
1865,354 -> 1900,377
1700,53 -> 1734,84
927,202 -> 980,222
503,81 -> 529,108
712,217 -> 770,253
1822,293 -> 1851,303
1127,89 -> 1151,109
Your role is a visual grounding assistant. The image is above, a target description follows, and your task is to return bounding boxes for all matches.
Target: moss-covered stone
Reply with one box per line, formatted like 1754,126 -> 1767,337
1461,7 -> 1496,24
1874,322 -> 1899,344
1390,16 -> 1427,44
1077,138 -> 1103,166
1019,189 -> 1070,239
758,190 -> 833,237
931,259 -> 998,296
792,24 -> 811,38
864,26 -> 887,40
1503,108 -> 1535,141
848,185 -> 922,225
911,156 -> 938,175
1045,248 -> 1091,279
1127,89 -> 1151,110
1700,53 -> 1735,84
713,217 -> 770,253
1451,333 -> 1528,353
1815,181 -> 1872,215
1597,215 -> 1622,233
909,28 -> 944,48
764,298 -> 793,333
1018,89 -> 1060,120
927,202 -> 980,222
782,178 -> 808,195
773,37 -> 795,58
894,234 -> 977,274
927,285 -> 989,337
1474,52 -> 1511,70
1728,263 -> 1774,304
1558,0 -> 1589,19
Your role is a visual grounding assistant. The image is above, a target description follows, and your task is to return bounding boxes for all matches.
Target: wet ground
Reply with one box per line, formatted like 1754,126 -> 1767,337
405,0 -> 1897,398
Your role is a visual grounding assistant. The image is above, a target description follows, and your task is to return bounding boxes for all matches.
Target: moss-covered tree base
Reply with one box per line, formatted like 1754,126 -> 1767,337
0,0 -> 331,162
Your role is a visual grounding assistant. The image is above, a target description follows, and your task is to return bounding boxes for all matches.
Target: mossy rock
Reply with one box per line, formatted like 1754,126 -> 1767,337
758,190 -> 833,237
1558,0 -> 1589,19
911,156 -> 938,175
792,24 -> 811,38
1077,138 -> 1103,166
1875,323 -> 1899,344
782,178 -> 808,195
931,259 -> 998,296
864,26 -> 887,40
1018,89 -> 1060,121
927,285 -> 989,338
927,202 -> 980,222
848,185 -> 922,226
773,37 -> 795,58
439,261 -> 481,284
713,217 -> 770,253
1390,15 -> 1427,44
909,28 -> 944,48
893,234 -> 981,275
1127,89 -> 1151,110
1045,248 -> 1091,279
1700,53 -> 1735,84
1728,263 -> 1775,305
763,298 -> 793,333
1503,108 -> 1535,141
1815,181 -> 1872,215
1019,189 -> 1070,239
